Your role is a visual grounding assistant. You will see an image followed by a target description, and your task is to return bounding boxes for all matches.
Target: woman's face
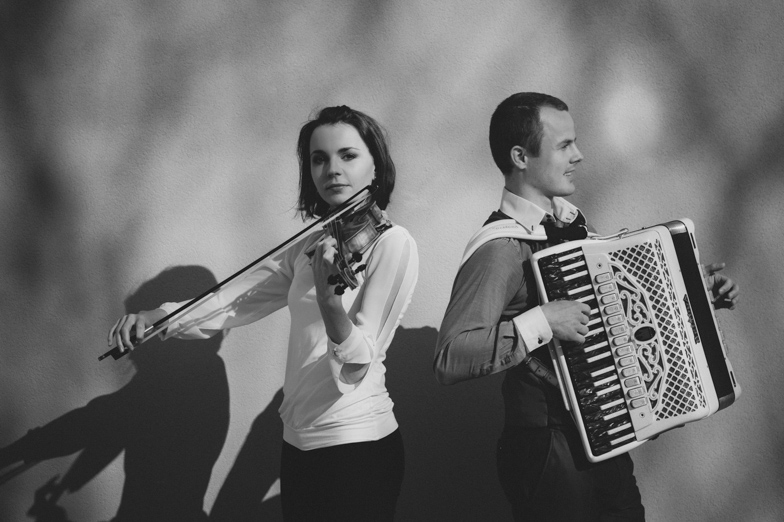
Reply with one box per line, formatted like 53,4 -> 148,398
309,123 -> 375,209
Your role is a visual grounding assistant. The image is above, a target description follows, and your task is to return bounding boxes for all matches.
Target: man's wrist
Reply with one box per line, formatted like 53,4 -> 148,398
512,306 -> 554,353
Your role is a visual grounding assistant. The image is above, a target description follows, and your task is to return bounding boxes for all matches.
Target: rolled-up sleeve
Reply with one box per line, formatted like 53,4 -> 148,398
434,238 -> 549,385
328,226 -> 418,394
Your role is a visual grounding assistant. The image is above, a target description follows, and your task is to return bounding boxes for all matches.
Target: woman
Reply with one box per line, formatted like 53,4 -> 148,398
109,105 -> 419,521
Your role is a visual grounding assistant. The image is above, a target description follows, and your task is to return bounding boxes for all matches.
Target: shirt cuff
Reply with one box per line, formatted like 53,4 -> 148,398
327,326 -> 374,395
512,306 -> 553,355
157,302 -> 214,340
327,326 -> 373,365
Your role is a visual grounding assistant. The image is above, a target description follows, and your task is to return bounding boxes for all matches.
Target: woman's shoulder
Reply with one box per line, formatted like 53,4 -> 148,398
376,223 -> 417,249
363,224 -> 418,269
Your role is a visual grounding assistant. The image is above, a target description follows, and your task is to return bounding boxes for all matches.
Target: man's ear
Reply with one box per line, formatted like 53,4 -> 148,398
510,145 -> 527,170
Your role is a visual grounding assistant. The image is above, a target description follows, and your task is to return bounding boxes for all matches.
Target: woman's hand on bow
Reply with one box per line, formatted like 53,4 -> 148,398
108,308 -> 167,353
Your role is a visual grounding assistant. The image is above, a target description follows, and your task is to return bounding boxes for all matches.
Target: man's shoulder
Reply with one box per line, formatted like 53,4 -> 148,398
465,230 -> 535,266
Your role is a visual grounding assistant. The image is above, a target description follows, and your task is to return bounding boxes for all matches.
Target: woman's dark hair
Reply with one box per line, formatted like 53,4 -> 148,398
489,92 -> 569,175
296,105 -> 396,219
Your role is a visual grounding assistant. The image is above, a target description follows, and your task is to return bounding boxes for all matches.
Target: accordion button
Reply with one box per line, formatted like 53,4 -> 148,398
604,303 -> 622,315
628,387 -> 645,398
624,376 -> 642,387
595,272 -> 612,284
610,325 -> 628,336
607,314 -> 624,326
621,367 -> 639,377
630,398 -> 648,409
613,335 -> 630,346
618,355 -> 635,367
601,294 -> 618,304
598,283 -> 616,294
615,345 -> 633,357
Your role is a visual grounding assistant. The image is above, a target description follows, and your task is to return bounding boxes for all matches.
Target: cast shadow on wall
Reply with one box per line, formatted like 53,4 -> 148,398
203,326 -> 512,522
385,326 -> 511,522
208,390 -> 283,522
0,279 -> 509,521
197,326 -> 511,522
0,266 -> 232,522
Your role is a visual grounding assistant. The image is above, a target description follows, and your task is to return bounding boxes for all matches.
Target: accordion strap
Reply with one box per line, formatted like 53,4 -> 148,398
523,354 -> 560,388
460,220 -> 547,267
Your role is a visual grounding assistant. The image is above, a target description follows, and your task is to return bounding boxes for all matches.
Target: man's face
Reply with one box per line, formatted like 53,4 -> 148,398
524,107 -> 584,202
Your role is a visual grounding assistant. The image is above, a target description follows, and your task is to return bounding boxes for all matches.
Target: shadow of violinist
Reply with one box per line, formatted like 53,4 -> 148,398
208,388 -> 284,522
0,265 -> 230,522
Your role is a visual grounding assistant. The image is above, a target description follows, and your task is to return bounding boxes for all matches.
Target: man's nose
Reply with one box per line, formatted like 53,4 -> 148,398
572,146 -> 584,163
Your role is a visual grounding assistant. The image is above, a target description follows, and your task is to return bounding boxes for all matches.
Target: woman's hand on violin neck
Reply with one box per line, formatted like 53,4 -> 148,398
108,308 -> 167,353
310,236 -> 342,303
310,235 -> 353,345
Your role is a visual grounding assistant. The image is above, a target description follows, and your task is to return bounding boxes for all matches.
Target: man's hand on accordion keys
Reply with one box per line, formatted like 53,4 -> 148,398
702,262 -> 740,310
541,301 -> 592,344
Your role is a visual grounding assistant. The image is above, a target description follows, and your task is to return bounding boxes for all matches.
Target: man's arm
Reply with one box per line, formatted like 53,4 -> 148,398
434,238 -> 591,385
434,239 -> 536,385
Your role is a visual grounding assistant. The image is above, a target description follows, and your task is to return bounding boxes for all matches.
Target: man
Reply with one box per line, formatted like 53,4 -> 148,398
434,92 -> 739,521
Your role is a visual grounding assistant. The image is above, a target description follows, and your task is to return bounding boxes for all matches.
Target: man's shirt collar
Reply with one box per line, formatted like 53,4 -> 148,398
499,188 -> 581,233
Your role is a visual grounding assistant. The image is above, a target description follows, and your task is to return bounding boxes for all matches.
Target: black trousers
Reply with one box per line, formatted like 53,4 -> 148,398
280,429 -> 404,522
496,426 -> 645,522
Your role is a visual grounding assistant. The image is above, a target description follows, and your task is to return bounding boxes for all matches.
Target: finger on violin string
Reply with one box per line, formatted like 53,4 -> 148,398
317,244 -> 338,266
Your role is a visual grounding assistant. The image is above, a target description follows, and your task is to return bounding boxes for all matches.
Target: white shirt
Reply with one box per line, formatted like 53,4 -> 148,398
159,224 -> 418,450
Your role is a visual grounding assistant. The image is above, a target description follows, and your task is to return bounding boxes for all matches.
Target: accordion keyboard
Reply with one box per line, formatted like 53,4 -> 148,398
537,246 -> 652,458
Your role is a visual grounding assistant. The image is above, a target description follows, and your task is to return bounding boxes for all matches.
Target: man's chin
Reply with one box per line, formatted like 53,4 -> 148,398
557,184 -> 576,197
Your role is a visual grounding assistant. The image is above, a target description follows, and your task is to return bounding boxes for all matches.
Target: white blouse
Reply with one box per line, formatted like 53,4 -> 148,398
159,224 -> 419,450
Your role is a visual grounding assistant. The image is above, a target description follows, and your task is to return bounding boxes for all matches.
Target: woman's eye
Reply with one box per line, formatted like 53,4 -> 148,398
312,156 -> 325,165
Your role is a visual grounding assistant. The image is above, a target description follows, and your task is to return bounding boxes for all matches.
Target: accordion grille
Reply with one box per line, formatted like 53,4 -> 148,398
607,240 -> 708,420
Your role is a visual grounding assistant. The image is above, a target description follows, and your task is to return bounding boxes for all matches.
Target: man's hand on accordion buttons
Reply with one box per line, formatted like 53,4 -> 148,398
703,262 -> 740,310
541,301 -> 592,344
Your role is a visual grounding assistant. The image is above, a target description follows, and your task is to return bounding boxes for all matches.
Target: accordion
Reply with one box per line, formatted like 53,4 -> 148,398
530,219 -> 741,463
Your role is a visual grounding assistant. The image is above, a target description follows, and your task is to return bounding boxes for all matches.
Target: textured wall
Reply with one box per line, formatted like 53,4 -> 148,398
1,1 -> 782,521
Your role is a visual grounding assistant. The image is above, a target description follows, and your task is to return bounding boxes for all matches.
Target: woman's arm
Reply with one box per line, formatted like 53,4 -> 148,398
312,226 -> 419,393
107,236 -> 303,352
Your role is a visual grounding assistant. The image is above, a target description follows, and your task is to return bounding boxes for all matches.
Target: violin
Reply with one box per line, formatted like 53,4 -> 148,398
100,185 -> 380,361
324,195 -> 392,295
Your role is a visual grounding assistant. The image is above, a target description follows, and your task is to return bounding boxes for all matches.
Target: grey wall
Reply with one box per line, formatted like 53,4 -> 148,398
1,1 -> 782,520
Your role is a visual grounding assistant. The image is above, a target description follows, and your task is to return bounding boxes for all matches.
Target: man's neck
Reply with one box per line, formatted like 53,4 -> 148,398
503,174 -> 553,214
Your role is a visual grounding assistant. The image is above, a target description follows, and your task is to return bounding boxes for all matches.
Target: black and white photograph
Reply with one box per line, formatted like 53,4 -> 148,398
1,1 -> 782,521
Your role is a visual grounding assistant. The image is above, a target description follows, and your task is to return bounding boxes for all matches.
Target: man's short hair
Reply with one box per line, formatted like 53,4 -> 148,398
489,92 -> 569,174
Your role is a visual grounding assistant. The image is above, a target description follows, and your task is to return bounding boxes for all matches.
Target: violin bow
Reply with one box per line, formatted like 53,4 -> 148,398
0,460 -> 40,487
100,184 -> 375,361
